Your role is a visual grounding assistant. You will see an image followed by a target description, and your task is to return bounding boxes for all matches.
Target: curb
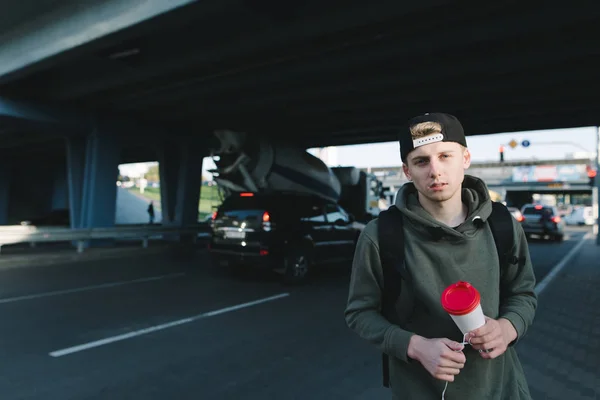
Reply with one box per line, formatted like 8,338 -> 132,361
0,243 -> 206,271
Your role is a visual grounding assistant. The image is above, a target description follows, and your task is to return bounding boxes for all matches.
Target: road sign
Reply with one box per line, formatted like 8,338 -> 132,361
509,139 -> 518,148
521,140 -> 530,147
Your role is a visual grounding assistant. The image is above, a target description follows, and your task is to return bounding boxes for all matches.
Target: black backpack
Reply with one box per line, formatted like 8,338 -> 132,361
378,201 -> 523,388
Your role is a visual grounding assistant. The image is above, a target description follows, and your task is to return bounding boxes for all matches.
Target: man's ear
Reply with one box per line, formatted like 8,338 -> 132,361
463,148 -> 471,169
402,163 -> 411,180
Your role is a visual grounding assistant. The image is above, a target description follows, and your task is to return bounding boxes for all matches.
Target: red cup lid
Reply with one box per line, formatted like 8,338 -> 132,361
441,281 -> 481,316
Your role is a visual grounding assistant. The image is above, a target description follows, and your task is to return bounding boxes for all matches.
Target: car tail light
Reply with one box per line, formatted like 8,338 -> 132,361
551,216 -> 561,223
516,215 -> 524,222
240,192 -> 254,197
259,249 -> 269,256
534,205 -> 543,210
211,211 -> 217,220
262,211 -> 272,231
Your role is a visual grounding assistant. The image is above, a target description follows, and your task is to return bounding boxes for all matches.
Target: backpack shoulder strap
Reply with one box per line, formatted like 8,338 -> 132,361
378,206 -> 409,317
377,206 -> 408,388
488,202 -> 522,269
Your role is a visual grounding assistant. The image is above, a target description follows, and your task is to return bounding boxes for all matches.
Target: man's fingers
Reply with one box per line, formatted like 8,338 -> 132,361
469,330 -> 500,345
471,337 -> 502,352
434,374 -> 456,383
470,323 -> 493,337
440,338 -> 465,351
479,346 -> 505,359
442,350 -> 466,364
439,357 -> 465,369
470,317 -> 495,337
436,367 -> 462,376
479,337 -> 503,352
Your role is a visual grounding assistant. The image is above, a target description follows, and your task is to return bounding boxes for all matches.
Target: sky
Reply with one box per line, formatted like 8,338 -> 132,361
119,126 -> 599,178
317,126 -> 599,168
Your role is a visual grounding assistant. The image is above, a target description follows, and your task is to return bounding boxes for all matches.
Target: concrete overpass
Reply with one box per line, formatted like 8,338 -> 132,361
0,2 -> 599,237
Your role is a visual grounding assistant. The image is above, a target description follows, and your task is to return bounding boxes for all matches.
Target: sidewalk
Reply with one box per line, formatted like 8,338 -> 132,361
517,236 -> 600,399
0,240 -> 206,271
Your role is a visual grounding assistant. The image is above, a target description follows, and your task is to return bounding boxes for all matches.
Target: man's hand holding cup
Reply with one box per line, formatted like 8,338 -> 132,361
441,281 -> 518,360
468,317 -> 518,359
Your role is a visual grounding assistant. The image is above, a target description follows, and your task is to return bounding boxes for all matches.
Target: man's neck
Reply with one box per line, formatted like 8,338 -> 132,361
418,192 -> 467,227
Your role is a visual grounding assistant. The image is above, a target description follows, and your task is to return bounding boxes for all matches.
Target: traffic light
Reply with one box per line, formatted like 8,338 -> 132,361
587,166 -> 596,187
499,145 -> 505,162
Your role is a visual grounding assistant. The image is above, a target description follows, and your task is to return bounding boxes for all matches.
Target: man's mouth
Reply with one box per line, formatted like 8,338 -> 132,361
429,182 -> 447,189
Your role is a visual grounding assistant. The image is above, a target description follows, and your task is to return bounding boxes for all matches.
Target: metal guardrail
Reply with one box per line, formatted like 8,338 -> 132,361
0,224 -> 211,254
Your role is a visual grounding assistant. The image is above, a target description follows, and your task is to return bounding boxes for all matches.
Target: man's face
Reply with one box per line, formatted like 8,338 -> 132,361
402,141 -> 471,203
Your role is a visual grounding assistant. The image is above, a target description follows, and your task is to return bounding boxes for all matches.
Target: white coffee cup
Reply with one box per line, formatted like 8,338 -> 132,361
441,281 -> 486,335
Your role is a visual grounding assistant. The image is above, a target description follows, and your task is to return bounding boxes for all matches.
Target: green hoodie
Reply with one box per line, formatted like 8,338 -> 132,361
345,175 -> 537,399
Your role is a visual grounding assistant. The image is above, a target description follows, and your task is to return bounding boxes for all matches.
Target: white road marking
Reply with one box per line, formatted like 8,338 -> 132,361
0,273 -> 186,305
534,231 -> 592,295
49,292 -> 290,357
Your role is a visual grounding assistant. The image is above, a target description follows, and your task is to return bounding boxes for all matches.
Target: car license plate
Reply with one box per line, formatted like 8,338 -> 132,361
224,230 -> 246,239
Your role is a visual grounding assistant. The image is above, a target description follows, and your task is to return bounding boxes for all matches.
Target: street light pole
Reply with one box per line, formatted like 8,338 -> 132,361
595,126 -> 600,245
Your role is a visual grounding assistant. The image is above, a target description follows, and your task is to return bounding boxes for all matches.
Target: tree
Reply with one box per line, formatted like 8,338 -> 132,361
145,164 -> 160,182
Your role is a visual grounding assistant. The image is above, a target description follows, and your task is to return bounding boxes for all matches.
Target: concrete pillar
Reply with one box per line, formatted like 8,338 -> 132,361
174,143 -> 203,227
80,132 -> 120,228
0,161 -> 11,225
157,141 -> 204,243
159,141 -> 205,227
66,132 -> 120,231
66,136 -> 86,229
158,142 -> 181,224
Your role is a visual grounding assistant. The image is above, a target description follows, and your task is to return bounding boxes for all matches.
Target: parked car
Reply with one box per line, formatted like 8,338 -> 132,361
564,206 -> 595,226
507,207 -> 524,223
520,204 -> 565,242
208,192 -> 361,284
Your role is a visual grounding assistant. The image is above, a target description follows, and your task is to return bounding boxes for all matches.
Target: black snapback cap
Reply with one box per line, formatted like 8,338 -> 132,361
399,112 -> 467,162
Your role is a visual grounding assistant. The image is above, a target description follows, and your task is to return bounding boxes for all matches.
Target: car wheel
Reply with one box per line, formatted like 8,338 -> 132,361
283,247 -> 310,285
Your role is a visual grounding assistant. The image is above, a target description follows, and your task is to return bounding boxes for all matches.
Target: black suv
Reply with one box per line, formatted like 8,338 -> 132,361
208,192 -> 361,284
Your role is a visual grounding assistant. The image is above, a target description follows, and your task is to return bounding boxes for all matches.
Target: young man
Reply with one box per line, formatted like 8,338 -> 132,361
345,113 -> 537,399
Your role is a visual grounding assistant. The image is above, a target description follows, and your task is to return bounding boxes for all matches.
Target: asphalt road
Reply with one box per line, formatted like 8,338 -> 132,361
526,226 -> 590,283
0,226 -> 593,399
115,187 -> 162,225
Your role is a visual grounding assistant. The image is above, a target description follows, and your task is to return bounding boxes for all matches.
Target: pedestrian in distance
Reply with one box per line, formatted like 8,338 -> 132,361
147,201 -> 155,224
345,112 -> 537,399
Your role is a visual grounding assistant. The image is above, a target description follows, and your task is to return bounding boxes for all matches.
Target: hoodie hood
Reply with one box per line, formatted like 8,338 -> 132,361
394,175 -> 493,240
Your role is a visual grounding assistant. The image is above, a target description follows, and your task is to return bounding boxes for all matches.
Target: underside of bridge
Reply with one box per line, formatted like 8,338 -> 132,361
2,1 -> 600,149
0,1 -> 599,238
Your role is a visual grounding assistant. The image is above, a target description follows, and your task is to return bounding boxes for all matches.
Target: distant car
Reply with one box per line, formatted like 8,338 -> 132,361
564,206 -> 595,226
507,207 -> 524,223
556,204 -> 574,217
520,204 -> 564,242
208,191 -> 361,284
20,209 -> 70,227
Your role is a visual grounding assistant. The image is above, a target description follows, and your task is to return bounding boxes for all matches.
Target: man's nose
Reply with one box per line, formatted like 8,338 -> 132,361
429,159 -> 442,177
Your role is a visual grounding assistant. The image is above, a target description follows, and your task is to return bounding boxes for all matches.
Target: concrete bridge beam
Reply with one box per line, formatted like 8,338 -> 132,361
0,161 -> 11,225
